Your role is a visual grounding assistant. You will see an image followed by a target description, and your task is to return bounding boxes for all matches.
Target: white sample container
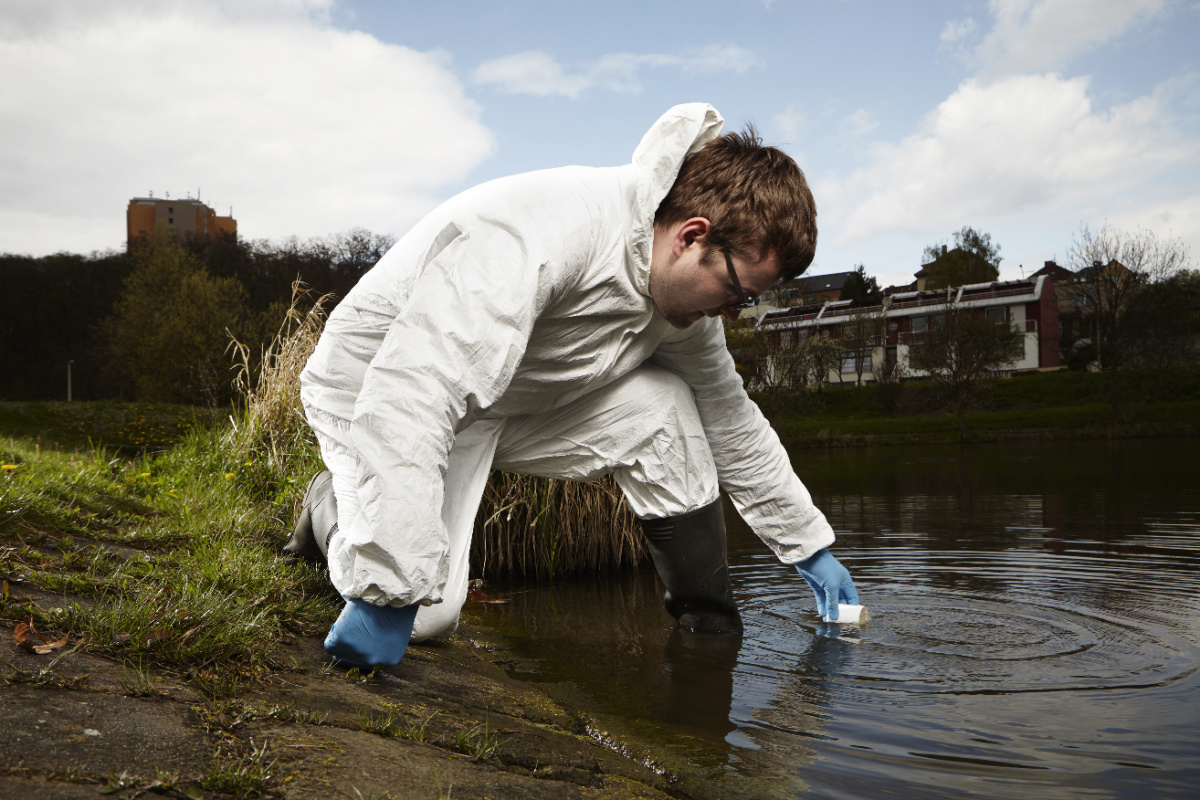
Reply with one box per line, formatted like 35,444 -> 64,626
823,604 -> 869,624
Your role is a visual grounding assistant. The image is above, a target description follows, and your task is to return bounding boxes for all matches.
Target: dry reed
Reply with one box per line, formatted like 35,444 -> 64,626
227,281 -> 330,469
231,283 -> 647,580
470,471 -> 647,580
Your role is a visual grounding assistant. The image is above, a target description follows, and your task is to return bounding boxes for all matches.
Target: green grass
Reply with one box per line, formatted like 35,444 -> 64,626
768,366 -> 1200,446
0,400 -> 221,452
203,739 -> 277,799
1,407 -> 338,683
779,398 -> 1200,445
355,704 -> 500,760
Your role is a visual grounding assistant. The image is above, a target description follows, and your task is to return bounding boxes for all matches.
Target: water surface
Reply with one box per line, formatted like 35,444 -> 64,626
478,438 -> 1200,799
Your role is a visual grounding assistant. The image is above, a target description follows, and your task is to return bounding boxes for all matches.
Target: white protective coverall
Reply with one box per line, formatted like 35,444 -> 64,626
300,103 -> 835,641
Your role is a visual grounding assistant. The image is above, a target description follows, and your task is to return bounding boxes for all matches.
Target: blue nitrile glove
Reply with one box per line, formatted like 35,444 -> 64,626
795,549 -> 859,621
324,598 -> 419,669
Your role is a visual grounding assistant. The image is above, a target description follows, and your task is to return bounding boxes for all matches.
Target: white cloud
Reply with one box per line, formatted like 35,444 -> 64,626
772,105 -> 805,146
0,2 -> 492,255
1105,194 -> 1200,261
938,17 -> 979,64
841,108 -> 879,138
473,46 -> 764,99
940,17 -> 979,46
820,73 -> 1197,246
0,0 -> 338,36
975,0 -> 1168,75
471,51 -> 590,98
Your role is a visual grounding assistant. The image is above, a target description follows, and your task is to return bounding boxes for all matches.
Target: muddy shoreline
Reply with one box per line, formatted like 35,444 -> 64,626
1,580 -> 700,800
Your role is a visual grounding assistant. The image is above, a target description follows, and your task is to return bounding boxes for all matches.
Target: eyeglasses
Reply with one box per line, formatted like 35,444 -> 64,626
724,250 -> 758,311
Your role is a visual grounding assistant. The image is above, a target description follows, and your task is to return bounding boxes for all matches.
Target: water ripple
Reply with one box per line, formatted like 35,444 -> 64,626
738,586 -> 1199,696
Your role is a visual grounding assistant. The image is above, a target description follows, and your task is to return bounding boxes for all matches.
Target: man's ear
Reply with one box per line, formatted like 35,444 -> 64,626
674,217 -> 712,256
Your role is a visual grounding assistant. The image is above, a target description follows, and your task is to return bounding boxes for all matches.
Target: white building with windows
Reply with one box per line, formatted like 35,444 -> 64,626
752,276 -> 1061,384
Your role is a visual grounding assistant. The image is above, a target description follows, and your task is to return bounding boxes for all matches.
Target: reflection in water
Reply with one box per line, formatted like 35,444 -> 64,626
657,629 -> 740,738
479,439 -> 1200,799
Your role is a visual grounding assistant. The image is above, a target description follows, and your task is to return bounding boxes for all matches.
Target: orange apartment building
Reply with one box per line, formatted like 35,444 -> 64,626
126,196 -> 236,247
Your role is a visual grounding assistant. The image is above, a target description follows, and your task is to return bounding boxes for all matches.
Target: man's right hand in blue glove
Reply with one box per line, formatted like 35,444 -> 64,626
795,548 -> 859,621
324,598 -> 419,669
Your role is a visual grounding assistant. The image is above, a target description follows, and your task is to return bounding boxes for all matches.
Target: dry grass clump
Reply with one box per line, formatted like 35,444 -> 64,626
229,282 -> 647,580
471,471 -> 647,580
227,281 -> 329,469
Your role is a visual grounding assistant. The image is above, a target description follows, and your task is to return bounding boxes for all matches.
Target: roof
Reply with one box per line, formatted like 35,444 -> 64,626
1030,260 -> 1074,281
788,270 -> 857,294
756,276 -> 1051,330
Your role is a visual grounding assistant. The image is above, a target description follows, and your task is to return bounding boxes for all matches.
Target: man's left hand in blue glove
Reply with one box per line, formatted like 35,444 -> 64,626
324,598 -> 419,670
795,548 -> 859,621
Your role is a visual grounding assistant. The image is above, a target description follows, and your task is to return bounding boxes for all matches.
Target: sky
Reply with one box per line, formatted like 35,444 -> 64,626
2,0 -> 1198,289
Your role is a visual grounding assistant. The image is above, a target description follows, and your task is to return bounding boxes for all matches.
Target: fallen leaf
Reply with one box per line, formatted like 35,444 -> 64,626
31,634 -> 69,654
114,633 -> 132,645
2,580 -> 9,601
15,620 -> 68,654
15,619 -> 48,643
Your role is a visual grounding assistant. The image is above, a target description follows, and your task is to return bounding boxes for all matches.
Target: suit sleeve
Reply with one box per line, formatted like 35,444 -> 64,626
650,318 -> 835,563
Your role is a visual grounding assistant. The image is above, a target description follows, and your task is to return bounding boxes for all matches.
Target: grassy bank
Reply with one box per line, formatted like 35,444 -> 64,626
1,405 -> 333,680
1,405 -> 684,799
762,366 -> 1200,447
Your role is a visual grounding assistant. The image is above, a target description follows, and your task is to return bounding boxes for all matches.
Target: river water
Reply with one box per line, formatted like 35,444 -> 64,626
477,439 -> 1200,799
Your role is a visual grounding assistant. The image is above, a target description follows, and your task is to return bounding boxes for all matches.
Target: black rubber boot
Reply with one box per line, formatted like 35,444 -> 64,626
640,498 -> 743,634
282,470 -> 338,567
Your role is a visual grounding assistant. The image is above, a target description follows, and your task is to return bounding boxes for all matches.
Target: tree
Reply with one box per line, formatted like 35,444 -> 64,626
785,334 -> 843,392
3,226 -> 397,403
921,226 -> 1002,289
101,232 -> 252,404
907,303 -> 1024,438
1066,224 -> 1192,419
0,250 -> 132,400
327,227 -> 397,275
840,264 -> 883,303
1125,270 -> 1200,369
838,306 -> 886,386
725,320 -> 840,427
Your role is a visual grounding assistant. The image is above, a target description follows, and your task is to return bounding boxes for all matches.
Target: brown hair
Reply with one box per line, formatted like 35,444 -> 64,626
654,125 -> 817,282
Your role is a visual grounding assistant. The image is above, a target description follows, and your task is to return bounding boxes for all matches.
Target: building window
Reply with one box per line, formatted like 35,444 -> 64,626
987,306 -> 1006,324
781,330 -> 793,347
912,316 -> 928,333
841,354 -> 873,374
